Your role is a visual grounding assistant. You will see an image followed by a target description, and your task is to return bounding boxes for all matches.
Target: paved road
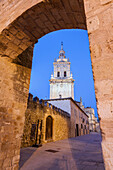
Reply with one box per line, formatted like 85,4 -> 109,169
19,133 -> 105,170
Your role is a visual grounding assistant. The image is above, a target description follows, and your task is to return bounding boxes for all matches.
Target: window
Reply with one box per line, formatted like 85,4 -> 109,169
64,71 -> 66,77
57,71 -> 60,77
59,94 -> 62,98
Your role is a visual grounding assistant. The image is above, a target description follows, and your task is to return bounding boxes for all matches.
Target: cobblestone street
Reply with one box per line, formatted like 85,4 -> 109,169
19,133 -> 105,170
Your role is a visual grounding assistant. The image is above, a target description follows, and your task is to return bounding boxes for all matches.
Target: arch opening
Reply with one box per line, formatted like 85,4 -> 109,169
0,0 -> 112,169
0,0 -> 88,168
45,116 -> 53,140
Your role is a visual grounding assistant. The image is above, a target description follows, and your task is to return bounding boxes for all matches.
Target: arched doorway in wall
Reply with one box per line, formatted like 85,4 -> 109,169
45,116 -> 53,140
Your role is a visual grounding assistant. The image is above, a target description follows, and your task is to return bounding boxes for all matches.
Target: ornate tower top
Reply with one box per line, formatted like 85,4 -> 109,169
59,42 -> 65,59
49,43 -> 75,99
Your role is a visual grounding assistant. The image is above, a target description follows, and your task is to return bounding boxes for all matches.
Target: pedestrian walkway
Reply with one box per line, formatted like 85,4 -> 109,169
19,133 -> 105,170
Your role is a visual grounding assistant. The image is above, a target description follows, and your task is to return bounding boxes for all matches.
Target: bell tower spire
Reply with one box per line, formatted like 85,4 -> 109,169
59,42 -> 65,59
61,41 -> 63,50
50,43 -> 75,99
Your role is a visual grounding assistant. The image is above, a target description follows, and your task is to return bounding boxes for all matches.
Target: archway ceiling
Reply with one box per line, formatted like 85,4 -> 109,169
0,0 -> 87,62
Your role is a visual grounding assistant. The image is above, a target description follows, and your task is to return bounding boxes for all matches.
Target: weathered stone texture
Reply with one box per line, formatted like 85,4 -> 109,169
21,98 -> 71,147
0,0 -> 87,61
0,0 -> 113,169
84,0 -> 113,169
22,97 -> 89,148
0,46 -> 33,169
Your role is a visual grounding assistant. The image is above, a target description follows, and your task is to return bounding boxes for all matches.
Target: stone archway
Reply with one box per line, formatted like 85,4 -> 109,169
0,0 -> 112,169
46,116 -> 53,140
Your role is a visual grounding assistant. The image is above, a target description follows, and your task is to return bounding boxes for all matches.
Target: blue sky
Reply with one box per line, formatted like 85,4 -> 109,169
29,29 -> 98,118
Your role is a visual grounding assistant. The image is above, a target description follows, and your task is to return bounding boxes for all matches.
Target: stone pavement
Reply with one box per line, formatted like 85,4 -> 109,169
19,133 -> 105,170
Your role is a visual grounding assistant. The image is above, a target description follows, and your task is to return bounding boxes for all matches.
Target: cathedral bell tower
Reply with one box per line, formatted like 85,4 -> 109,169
49,42 -> 74,99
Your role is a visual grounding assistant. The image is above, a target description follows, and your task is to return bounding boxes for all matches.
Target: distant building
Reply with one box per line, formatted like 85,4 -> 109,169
76,97 -> 100,132
50,42 -> 74,99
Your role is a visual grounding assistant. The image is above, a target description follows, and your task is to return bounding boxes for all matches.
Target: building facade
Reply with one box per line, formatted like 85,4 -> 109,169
21,94 -> 71,147
76,98 -> 99,132
50,42 -> 74,99
46,98 -> 89,137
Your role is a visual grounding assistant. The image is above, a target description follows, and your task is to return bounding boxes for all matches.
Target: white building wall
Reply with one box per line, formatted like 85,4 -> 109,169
50,82 -> 74,99
47,99 -> 89,137
48,100 -> 71,114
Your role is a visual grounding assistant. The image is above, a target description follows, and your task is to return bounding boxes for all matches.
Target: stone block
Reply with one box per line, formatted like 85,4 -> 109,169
7,42 -> 18,51
90,43 -> 102,59
92,57 -> 113,80
12,155 -> 20,165
100,0 -> 111,5
97,100 -> 113,119
13,38 -> 21,46
84,0 -> 100,14
2,29 -> 15,41
87,16 -> 99,33
95,80 -> 113,99
6,167 -> 12,170
12,164 -> 19,170
9,26 -> 18,35
16,31 -> 25,40
19,42 -> 28,50
100,8 -> 113,28
0,34 -> 9,44
3,158 -> 11,168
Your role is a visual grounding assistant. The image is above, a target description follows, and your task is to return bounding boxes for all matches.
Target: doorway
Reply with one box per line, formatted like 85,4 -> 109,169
46,116 -> 53,140
76,124 -> 79,137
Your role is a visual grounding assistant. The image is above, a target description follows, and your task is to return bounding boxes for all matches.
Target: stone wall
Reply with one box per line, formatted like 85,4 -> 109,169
0,0 -> 113,169
21,94 -> 71,147
47,98 -> 89,138
0,46 -> 33,170
84,1 -> 113,169
22,95 -> 89,148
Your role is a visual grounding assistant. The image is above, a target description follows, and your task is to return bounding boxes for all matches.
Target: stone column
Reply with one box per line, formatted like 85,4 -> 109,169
84,0 -> 113,169
0,45 -> 33,169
